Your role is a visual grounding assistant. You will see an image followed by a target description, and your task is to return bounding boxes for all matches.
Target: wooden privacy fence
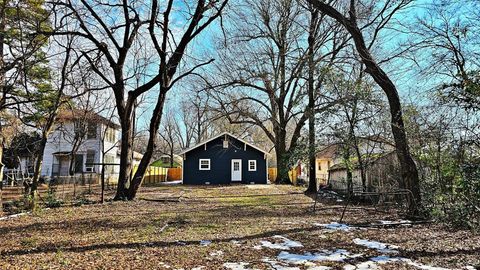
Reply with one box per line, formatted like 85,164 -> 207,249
268,168 -> 297,184
133,166 -> 183,185
133,166 -> 167,185
167,168 -> 182,181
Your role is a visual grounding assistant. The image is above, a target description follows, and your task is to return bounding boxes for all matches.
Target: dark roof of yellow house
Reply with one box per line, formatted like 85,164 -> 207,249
316,144 -> 341,159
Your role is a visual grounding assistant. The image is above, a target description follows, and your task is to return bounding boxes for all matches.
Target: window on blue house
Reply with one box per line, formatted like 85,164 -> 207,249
248,160 -> 257,171
199,159 -> 210,170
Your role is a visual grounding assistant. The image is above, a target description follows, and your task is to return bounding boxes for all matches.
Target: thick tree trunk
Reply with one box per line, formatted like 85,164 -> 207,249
306,8 -> 319,194
275,150 -> 290,184
307,0 -> 421,215
114,116 -> 134,200
127,91 -> 167,199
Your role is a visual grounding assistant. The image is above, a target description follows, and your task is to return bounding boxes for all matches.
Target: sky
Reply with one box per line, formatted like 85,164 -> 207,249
133,0 -> 475,132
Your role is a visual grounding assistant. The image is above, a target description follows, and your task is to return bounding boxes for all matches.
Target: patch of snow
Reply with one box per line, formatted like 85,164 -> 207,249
0,212 -> 29,221
209,250 -> 223,257
314,222 -> 353,231
277,249 -> 363,264
346,256 -> 450,270
254,235 -> 303,250
230,240 -> 242,246
191,267 -> 205,270
199,240 -> 211,246
378,220 -> 412,225
223,262 -> 255,270
370,255 -> 405,263
343,261 -> 379,270
353,238 -> 399,253
405,259 -> 451,270
158,262 -> 171,268
176,241 -> 186,246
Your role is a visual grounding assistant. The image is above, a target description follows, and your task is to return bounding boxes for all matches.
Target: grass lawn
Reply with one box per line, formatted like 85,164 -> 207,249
0,184 -> 478,269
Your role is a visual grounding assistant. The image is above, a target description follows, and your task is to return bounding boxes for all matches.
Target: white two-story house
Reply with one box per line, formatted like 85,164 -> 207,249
41,109 -> 142,183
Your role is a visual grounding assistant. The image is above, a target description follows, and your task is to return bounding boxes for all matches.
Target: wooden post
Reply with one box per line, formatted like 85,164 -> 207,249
101,163 -> 105,204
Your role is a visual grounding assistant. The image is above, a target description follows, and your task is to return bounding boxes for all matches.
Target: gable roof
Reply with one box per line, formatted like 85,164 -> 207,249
316,144 -> 341,159
179,132 -> 270,155
57,109 -> 120,129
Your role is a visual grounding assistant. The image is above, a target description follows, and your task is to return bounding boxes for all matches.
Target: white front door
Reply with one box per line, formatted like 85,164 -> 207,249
231,159 -> 242,181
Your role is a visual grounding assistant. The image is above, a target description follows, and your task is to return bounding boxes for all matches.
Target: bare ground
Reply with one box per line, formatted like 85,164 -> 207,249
0,184 -> 478,269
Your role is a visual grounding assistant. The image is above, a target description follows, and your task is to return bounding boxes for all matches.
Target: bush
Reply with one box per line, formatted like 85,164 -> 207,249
422,159 -> 480,231
45,188 -> 64,208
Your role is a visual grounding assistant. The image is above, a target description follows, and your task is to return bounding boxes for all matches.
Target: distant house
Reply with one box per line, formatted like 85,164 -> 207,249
315,144 -> 341,186
40,109 -> 143,183
180,132 -> 269,185
328,151 -> 401,191
315,136 -> 395,188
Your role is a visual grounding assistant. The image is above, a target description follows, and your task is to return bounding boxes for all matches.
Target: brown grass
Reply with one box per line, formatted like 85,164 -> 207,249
0,184 -> 478,269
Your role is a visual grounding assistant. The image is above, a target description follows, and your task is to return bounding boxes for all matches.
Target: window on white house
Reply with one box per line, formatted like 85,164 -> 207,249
317,162 -> 322,171
106,127 -> 117,143
87,122 -> 97,139
199,159 -> 210,170
85,150 -> 95,172
248,160 -> 257,171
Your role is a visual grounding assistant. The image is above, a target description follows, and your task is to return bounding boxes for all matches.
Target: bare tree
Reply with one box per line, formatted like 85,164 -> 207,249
158,111 -> 178,168
49,0 -> 229,200
20,37 -> 77,202
207,0 -> 343,184
411,1 -> 480,110
307,0 -> 422,214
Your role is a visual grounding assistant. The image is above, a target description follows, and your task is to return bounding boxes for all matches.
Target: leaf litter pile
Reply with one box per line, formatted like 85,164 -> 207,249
0,184 -> 478,269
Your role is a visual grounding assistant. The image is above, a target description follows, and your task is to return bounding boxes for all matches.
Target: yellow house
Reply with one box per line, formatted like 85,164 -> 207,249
315,144 -> 340,186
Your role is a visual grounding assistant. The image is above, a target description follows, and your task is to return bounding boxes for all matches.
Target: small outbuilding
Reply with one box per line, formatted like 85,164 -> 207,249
180,132 -> 269,185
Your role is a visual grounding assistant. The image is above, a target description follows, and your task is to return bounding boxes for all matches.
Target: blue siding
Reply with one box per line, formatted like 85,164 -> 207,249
183,135 -> 267,185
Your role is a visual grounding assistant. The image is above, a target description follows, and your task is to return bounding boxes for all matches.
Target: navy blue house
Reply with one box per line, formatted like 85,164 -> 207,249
180,132 -> 269,185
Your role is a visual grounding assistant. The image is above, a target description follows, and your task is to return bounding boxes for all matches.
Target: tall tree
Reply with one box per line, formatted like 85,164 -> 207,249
208,0 -> 344,183
0,0 -> 49,211
49,0 -> 228,200
307,0 -> 422,215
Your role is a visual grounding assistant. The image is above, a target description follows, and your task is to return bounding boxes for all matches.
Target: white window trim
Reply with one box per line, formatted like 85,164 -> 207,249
248,160 -> 257,171
199,159 -> 211,170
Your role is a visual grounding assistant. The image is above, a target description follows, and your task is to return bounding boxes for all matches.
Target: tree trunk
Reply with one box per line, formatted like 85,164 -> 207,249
306,8 -> 319,194
0,136 -> 4,214
275,142 -> 291,184
114,116 -> 134,200
307,0 -> 421,215
30,136 -> 48,195
0,0 -> 5,215
27,135 -> 48,209
127,90 -> 167,199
